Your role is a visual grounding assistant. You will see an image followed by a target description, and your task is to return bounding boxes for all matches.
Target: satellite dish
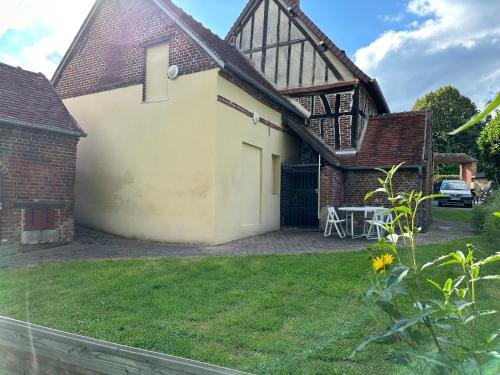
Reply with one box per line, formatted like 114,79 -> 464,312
167,65 -> 179,79
253,112 -> 260,125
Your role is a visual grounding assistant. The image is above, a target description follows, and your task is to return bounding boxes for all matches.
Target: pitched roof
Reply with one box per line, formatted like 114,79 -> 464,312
340,111 -> 431,168
434,153 -> 477,164
0,63 -> 84,137
226,0 -> 389,113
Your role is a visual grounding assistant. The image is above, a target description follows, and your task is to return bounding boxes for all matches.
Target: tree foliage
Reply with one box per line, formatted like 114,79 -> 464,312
413,86 -> 480,157
477,113 -> 500,185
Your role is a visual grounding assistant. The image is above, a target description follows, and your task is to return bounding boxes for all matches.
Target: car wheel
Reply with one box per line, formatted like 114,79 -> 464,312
438,201 -> 442,207
465,203 -> 472,208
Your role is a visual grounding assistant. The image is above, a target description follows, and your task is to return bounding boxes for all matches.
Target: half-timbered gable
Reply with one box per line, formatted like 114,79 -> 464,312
227,0 -> 355,89
226,0 -> 388,151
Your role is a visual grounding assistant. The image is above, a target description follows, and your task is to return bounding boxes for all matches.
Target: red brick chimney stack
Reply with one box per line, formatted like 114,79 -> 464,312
287,0 -> 300,8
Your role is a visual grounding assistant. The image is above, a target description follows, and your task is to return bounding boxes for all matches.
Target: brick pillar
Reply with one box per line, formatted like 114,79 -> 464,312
460,162 -> 477,187
319,166 -> 343,229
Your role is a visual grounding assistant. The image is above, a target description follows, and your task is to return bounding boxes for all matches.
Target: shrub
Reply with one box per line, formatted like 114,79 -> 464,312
484,191 -> 500,240
471,204 -> 489,233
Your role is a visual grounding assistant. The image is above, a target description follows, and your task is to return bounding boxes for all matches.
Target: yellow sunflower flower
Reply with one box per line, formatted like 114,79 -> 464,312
372,256 -> 385,272
372,253 -> 394,273
383,253 -> 394,266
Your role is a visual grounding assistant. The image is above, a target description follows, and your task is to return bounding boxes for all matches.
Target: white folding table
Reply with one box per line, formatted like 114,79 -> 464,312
338,206 -> 386,238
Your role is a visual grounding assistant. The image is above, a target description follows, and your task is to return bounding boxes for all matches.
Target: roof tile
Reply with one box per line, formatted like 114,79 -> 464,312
0,62 -> 82,135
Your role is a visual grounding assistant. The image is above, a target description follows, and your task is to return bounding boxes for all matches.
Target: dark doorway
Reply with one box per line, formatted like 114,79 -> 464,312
281,164 -> 319,228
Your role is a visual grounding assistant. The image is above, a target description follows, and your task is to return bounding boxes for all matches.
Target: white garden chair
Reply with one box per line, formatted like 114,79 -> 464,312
366,210 -> 393,240
324,207 -> 347,238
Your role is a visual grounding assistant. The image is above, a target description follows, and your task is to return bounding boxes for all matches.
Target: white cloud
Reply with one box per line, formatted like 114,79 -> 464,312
0,0 -> 95,79
354,0 -> 500,112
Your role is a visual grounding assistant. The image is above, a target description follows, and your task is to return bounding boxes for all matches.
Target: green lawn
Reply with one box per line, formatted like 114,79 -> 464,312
433,207 -> 472,222
0,237 -> 498,374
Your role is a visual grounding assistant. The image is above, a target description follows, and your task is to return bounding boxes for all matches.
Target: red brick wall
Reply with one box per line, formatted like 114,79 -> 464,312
293,89 -> 356,153
55,0 -> 217,99
343,169 -> 431,230
0,127 -> 78,245
320,166 -> 343,208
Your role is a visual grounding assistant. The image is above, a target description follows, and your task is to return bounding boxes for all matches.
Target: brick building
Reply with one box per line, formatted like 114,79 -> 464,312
52,0 -> 432,245
0,63 -> 85,248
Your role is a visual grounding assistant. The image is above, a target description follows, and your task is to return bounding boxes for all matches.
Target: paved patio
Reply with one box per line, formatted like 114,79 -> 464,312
0,218 -> 473,269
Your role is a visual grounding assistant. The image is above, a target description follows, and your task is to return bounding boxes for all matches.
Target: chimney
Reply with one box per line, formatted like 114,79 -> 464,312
287,0 -> 300,8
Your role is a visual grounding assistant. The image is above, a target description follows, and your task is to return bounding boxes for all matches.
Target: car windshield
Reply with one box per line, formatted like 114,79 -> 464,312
441,181 -> 469,191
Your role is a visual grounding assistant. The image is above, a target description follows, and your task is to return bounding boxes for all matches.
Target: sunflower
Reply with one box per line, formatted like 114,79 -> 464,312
383,253 -> 394,266
372,253 -> 394,273
372,256 -> 385,272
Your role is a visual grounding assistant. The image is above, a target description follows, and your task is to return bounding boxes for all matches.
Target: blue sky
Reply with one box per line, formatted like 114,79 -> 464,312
173,0 -> 421,56
1,0 -> 499,111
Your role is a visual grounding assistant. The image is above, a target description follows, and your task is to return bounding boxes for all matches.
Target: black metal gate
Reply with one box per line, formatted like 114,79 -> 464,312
280,164 -> 319,228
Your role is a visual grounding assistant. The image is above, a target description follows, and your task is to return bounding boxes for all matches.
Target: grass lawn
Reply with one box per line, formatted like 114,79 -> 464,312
0,236 -> 498,374
432,207 -> 472,222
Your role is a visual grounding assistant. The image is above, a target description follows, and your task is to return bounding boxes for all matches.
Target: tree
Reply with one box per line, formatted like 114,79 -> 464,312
413,86 -> 481,158
477,113 -> 500,185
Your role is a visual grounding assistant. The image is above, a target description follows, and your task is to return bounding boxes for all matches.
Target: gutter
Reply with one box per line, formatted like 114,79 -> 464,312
224,62 -> 308,120
343,164 -> 423,171
0,118 -> 86,138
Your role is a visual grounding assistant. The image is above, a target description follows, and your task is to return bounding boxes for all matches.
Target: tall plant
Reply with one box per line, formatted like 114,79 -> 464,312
350,164 -> 500,374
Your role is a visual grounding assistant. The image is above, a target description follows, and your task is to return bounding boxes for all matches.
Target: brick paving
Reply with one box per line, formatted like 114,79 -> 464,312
0,218 -> 473,269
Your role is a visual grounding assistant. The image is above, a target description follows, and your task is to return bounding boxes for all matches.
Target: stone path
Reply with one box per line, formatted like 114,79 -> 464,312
0,218 -> 474,269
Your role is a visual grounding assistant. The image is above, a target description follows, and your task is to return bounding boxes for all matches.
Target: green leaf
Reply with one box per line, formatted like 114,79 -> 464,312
493,212 -> 500,218
364,188 -> 386,201
427,279 -> 443,292
456,288 -> 468,299
453,275 -> 466,290
375,300 -> 402,319
487,329 -> 500,343
437,336 -> 468,350
452,300 -> 474,312
421,253 -> 455,271
418,194 -> 446,204
443,278 -> 453,294
349,309 -> 436,359
386,266 -> 409,290
486,351 -> 500,359
474,275 -> 500,281
407,350 -> 460,371
463,310 -> 497,324
474,252 -> 500,267
449,91 -> 500,134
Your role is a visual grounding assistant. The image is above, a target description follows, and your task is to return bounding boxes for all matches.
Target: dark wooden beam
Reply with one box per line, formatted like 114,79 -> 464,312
241,38 -> 306,54
299,41 -> 305,86
274,9 -> 281,83
250,13 -> 255,59
261,0 -> 270,72
334,94 -> 341,149
286,17 -> 292,87
312,50 -> 317,84
351,86 -> 360,148
272,0 -> 344,81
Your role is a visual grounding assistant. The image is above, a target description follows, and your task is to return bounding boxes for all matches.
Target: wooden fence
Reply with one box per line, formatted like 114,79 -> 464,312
0,316 -> 251,374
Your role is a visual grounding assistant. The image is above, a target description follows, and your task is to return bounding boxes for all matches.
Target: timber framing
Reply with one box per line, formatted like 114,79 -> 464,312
226,0 -> 390,113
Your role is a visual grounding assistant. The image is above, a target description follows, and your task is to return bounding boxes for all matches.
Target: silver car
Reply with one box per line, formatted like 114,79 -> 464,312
438,180 -> 473,208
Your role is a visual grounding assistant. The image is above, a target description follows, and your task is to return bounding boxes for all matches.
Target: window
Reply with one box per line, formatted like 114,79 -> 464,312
145,42 -> 169,102
272,154 -> 280,195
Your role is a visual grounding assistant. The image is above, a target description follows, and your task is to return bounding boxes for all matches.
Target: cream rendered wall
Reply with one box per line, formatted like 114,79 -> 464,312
214,76 -> 298,244
63,69 -> 219,244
